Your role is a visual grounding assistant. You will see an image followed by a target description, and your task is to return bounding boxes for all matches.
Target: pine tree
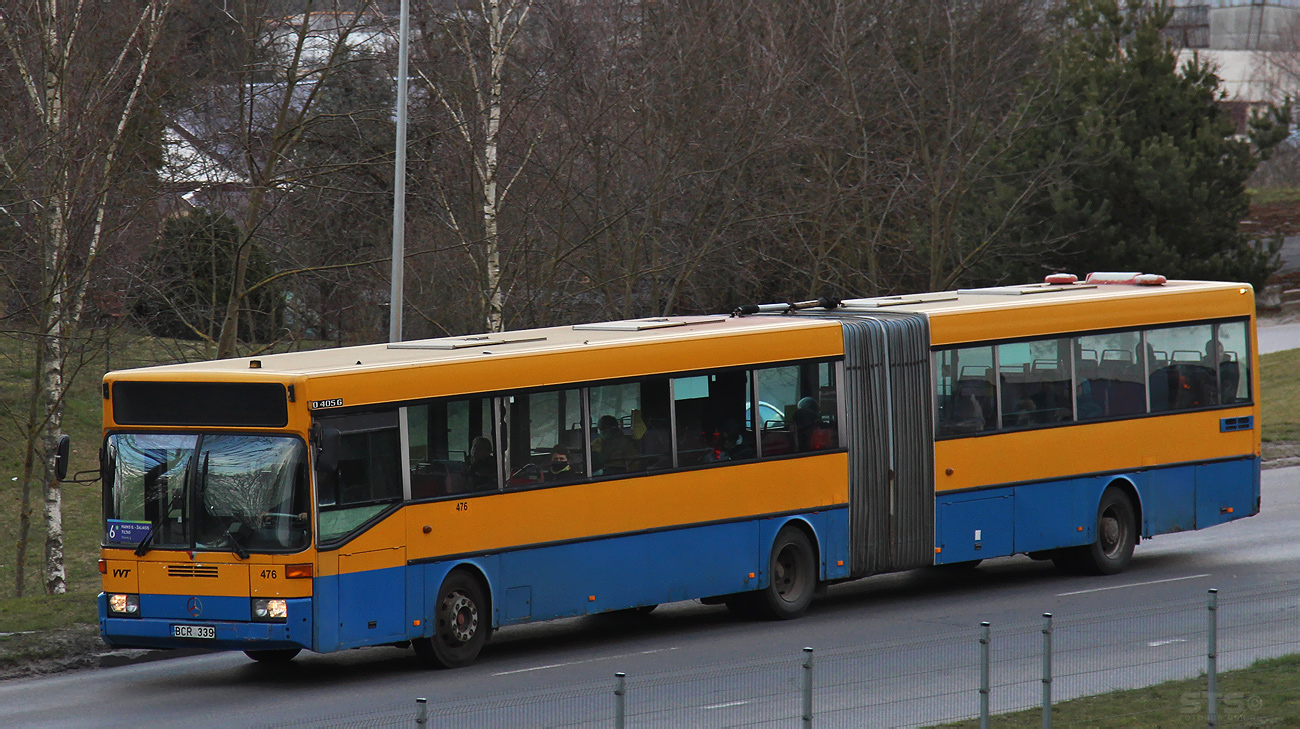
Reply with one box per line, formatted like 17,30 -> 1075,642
1013,0 -> 1287,287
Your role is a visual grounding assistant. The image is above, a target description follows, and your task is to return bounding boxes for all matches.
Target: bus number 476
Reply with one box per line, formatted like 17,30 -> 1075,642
260,569 -> 277,579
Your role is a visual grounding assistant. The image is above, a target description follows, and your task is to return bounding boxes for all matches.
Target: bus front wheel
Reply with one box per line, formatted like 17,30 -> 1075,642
415,571 -> 488,669
754,526 -> 818,620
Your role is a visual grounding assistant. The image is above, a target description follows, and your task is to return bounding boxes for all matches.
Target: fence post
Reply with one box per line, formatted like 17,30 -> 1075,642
801,646 -> 814,728
1207,589 -> 1218,729
415,697 -> 427,726
1042,613 -> 1053,729
980,621 -> 991,729
614,672 -> 626,729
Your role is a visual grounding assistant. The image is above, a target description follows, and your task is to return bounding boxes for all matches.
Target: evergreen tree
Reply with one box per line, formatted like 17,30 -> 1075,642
1012,0 -> 1287,287
137,209 -> 282,343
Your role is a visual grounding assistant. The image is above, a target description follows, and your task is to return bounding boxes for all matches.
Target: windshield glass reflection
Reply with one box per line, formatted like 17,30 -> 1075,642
105,433 -> 310,553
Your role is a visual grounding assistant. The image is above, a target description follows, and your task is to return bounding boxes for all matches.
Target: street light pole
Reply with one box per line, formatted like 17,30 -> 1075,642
388,0 -> 410,343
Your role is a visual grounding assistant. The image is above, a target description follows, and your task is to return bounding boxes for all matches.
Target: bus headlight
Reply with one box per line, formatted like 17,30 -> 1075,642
107,593 -> 140,617
251,598 -> 288,622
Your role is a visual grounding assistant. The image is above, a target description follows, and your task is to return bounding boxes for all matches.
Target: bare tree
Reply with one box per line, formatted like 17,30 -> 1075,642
162,0 -> 387,358
0,0 -> 173,594
413,0 -> 541,333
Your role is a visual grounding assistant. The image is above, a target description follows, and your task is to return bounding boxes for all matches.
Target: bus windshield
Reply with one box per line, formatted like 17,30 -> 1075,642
104,433 -> 310,553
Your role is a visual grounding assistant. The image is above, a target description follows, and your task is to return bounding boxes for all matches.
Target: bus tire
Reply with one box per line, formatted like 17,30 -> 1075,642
1083,487 -> 1137,575
415,571 -> 488,669
1055,488 -> 1136,576
753,526 -> 817,620
244,648 -> 300,663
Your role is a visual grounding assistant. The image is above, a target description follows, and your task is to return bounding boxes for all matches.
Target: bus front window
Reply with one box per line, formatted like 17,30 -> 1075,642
104,433 -> 310,553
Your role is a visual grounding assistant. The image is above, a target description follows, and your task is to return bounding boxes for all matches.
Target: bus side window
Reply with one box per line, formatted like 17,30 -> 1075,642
505,387 -> 586,487
755,361 -> 837,453
406,397 -> 494,497
1146,324 -> 1214,413
1075,332 -> 1145,418
935,346 -> 995,436
590,379 -> 670,476
998,339 -> 1071,428
1215,320 -> 1251,404
673,371 -> 754,464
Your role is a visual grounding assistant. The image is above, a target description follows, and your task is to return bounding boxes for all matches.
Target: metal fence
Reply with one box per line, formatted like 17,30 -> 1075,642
291,581 -> 1300,728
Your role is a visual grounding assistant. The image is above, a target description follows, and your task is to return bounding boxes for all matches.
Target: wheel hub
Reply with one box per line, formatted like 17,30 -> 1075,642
775,548 -> 799,600
442,591 -> 478,644
1100,512 -> 1122,556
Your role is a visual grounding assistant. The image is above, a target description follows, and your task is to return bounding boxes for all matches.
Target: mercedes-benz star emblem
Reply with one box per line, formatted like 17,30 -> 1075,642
187,597 -> 203,618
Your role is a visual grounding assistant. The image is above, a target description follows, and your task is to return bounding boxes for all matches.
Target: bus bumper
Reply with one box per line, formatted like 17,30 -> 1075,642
98,593 -> 313,652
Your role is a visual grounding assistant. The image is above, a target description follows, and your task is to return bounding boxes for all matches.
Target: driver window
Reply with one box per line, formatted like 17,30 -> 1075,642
315,410 -> 401,543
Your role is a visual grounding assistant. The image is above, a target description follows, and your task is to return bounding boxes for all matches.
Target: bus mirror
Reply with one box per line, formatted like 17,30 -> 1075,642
54,434 -> 71,482
316,428 -> 341,474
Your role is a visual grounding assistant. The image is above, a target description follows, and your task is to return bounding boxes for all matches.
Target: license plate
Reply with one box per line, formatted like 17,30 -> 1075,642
172,624 -> 215,639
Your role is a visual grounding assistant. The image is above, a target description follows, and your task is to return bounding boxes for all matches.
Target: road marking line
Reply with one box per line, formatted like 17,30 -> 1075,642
493,663 -> 569,675
1148,638 -> 1188,647
492,647 -> 678,676
701,700 -> 749,710
1057,573 -> 1210,597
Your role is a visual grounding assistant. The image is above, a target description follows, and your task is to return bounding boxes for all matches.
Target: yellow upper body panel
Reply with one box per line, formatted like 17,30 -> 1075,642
840,279 -> 1254,346
102,316 -> 844,423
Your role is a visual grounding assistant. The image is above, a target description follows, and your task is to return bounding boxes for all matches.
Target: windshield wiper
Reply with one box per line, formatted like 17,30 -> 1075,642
133,523 -> 157,557
223,528 -> 249,560
198,452 -> 246,560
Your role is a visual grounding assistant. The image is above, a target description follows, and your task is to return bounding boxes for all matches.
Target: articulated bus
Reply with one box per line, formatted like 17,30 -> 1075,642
97,274 -> 1259,666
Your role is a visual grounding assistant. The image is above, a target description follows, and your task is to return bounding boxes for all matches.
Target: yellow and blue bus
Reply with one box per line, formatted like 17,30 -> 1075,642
97,274 -> 1259,666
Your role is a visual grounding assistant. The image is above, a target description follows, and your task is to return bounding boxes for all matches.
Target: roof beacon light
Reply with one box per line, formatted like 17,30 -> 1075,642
1084,272 -> 1166,286
1044,273 -> 1077,285
1134,274 -> 1167,286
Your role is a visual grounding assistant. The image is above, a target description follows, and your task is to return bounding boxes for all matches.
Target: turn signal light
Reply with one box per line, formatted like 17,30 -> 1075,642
98,559 -> 107,574
286,563 -> 313,579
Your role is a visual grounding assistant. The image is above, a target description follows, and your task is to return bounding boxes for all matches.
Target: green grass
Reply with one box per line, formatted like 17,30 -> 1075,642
1260,348 -> 1300,442
1249,186 -> 1300,207
0,593 -> 98,633
932,654 -> 1300,727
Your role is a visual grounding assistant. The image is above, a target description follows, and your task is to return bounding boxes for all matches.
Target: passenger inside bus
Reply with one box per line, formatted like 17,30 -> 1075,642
466,436 -> 497,490
592,415 -> 638,474
718,419 -> 756,460
545,444 -> 578,483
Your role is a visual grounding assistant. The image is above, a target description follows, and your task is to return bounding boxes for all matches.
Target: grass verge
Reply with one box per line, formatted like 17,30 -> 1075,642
1248,186 -> 1300,208
1260,348 -> 1300,442
932,654 -> 1300,727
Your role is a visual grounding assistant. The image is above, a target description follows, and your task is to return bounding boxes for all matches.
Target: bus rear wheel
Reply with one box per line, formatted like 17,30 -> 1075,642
244,648 -> 300,663
753,526 -> 817,620
1055,487 -> 1136,576
415,571 -> 488,669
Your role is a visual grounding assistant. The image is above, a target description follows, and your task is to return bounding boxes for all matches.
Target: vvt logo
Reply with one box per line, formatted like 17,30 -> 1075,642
186,597 -> 203,618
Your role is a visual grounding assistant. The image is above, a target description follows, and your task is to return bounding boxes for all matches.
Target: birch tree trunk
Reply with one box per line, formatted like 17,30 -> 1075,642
1,0 -> 173,594
421,0 -> 534,334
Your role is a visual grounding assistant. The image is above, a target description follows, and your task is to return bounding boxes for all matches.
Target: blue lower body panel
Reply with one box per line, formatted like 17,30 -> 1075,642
99,594 -> 312,651
934,456 -> 1260,564
392,508 -> 851,644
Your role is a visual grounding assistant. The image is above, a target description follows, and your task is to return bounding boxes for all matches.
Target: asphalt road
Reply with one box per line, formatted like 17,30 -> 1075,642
1260,318 -> 1300,354
2,466 -> 1298,728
